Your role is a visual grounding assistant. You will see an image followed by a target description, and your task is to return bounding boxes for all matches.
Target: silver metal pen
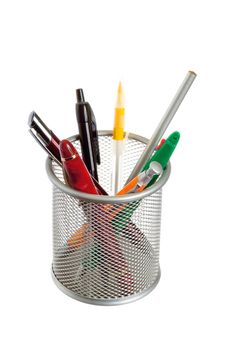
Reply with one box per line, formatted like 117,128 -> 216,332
125,71 -> 196,184
28,111 -> 62,166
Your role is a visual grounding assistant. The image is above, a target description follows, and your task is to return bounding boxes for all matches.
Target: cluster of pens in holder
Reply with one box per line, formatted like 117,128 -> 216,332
46,131 -> 171,305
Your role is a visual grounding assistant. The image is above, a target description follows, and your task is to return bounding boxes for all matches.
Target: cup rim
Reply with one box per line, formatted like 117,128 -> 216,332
46,130 -> 171,204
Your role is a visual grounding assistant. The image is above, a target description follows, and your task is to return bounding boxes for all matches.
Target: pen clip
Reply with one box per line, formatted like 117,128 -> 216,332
29,128 -> 62,166
88,106 -> 101,165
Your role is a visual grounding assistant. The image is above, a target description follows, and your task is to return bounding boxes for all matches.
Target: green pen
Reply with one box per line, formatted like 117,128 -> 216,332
112,131 -> 180,233
143,131 -> 180,188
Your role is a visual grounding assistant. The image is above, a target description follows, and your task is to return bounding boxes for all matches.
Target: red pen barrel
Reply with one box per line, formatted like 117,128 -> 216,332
48,132 -> 61,163
59,139 -> 99,195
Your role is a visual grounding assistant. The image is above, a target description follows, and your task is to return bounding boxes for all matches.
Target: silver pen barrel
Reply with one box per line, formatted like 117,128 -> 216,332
125,71 -> 196,184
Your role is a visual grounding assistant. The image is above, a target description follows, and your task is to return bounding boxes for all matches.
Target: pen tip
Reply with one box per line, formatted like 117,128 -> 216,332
76,89 -> 85,103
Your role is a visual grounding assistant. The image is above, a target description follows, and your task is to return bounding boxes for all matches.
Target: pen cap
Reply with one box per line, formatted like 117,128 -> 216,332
59,139 -> 77,160
143,131 -> 180,171
59,139 -> 99,195
157,131 -> 180,168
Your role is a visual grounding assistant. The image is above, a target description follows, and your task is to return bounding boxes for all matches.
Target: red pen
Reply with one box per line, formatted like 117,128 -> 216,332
59,139 -> 99,194
60,140 -> 133,291
28,113 -> 107,195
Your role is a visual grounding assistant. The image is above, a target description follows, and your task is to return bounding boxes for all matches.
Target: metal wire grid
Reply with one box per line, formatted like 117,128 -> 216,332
71,134 -> 152,195
51,135 -> 162,302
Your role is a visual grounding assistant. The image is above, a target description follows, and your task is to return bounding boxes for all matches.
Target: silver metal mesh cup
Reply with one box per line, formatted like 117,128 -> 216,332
46,131 -> 171,305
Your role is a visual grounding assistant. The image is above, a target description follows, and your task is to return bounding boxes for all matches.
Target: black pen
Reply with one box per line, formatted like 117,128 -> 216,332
75,89 -> 100,181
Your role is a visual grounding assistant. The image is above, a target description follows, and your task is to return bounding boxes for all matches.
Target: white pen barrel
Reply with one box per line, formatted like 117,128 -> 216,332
112,140 -> 124,194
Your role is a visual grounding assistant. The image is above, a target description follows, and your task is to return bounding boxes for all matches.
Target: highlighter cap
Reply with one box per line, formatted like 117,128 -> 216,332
143,131 -> 180,172
154,131 -> 180,169
166,131 -> 180,147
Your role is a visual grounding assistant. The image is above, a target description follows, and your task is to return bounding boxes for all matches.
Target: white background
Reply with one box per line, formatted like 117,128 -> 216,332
0,0 -> 232,349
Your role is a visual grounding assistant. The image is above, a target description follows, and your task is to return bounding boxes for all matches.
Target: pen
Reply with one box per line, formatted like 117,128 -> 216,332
111,131 -> 180,232
125,71 -> 196,184
112,82 -> 125,194
59,139 -> 99,194
117,161 -> 163,195
108,161 -> 163,231
28,111 -> 62,166
28,112 -> 107,194
143,131 -> 180,188
59,140 -> 107,275
60,139 -> 133,290
75,89 -> 100,181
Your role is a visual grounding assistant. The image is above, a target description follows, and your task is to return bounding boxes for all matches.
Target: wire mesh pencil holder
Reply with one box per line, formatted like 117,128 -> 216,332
46,131 -> 171,305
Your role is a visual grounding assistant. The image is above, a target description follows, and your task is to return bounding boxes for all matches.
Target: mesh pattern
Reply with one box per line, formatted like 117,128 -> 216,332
51,135 -> 162,301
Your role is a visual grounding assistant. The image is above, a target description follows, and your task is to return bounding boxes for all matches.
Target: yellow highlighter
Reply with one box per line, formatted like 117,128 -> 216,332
112,82 -> 125,194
